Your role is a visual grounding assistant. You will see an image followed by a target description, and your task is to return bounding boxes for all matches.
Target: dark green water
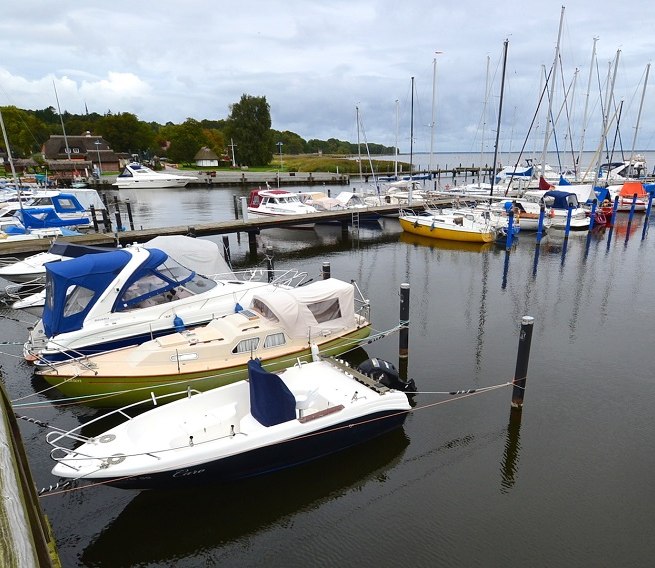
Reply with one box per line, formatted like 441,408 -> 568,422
2,185 -> 655,567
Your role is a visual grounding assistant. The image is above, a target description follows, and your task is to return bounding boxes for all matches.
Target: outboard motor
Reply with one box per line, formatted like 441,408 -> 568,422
357,358 -> 417,393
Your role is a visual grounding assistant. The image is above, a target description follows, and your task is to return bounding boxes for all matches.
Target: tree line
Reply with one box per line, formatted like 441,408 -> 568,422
1,95 -> 395,167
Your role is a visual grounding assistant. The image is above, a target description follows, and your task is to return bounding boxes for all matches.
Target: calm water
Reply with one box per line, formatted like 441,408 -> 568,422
2,176 -> 655,567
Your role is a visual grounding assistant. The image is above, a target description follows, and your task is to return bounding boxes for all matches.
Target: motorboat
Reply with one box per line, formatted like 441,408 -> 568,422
36,277 -> 372,406
0,189 -> 105,229
246,188 -> 318,225
398,208 -> 498,243
24,237 -> 296,365
523,190 -> 590,231
0,241 -> 107,285
0,205 -> 87,242
299,191 -> 380,225
113,163 -> 198,189
46,351 -> 412,489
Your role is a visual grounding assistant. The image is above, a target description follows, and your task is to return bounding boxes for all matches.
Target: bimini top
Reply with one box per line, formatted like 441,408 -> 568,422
542,190 -> 581,209
41,247 -> 204,338
250,277 -> 357,338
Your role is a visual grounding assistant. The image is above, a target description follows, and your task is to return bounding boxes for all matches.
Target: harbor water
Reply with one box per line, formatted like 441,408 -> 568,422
2,170 -> 655,567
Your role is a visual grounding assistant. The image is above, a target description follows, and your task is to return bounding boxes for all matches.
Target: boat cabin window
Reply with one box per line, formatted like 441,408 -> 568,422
232,337 -> 260,354
252,298 -> 278,321
264,333 -> 286,348
62,285 -> 95,317
307,298 -> 342,323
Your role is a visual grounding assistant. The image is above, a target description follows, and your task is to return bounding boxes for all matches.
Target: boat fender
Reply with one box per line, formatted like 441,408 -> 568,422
356,358 -> 417,392
174,315 -> 186,332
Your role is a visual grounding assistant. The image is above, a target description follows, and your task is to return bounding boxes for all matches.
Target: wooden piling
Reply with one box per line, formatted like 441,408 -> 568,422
628,194 -> 638,223
222,236 -> 231,265
125,200 -> 135,230
511,316 -> 534,409
248,231 -> 257,257
536,204 -> 546,243
266,247 -> 274,282
322,262 -> 331,280
89,204 -> 99,232
101,208 -> 112,232
399,283 -> 410,359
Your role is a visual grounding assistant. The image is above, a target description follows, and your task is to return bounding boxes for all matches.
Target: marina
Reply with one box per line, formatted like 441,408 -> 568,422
1,172 -> 655,566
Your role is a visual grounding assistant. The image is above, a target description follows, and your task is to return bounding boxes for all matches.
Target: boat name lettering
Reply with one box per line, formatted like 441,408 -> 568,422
173,468 -> 206,478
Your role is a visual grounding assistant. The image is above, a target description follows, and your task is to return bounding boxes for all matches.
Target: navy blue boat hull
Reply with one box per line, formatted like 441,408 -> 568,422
102,409 -> 409,490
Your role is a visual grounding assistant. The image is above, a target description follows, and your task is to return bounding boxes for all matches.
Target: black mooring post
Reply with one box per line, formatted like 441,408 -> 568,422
511,316 -> 534,409
322,262 -> 331,280
101,208 -> 112,232
399,283 -> 410,359
125,200 -> 135,230
89,205 -> 99,232
114,208 -> 123,232
222,236 -> 231,265
247,231 -> 257,257
266,247 -> 274,282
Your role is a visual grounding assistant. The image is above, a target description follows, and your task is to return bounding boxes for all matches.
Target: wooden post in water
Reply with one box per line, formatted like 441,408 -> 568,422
89,205 -> 99,232
125,200 -> 135,230
322,262 -> 331,280
399,283 -> 410,359
101,208 -> 112,232
114,206 -> 123,232
536,203 -> 546,243
266,247 -> 274,282
564,204 -> 573,236
589,200 -> 597,230
610,195 -> 619,227
222,236 -> 231,265
628,194 -> 637,223
247,231 -> 257,257
511,316 -> 534,409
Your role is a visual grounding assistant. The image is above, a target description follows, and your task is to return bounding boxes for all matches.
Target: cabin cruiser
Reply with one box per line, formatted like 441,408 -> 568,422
523,190 -> 590,230
24,239 -> 294,365
113,163 -> 198,189
247,188 -> 318,220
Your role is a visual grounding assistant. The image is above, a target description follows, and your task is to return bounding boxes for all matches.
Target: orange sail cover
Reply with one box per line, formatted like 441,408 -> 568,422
619,180 -> 647,198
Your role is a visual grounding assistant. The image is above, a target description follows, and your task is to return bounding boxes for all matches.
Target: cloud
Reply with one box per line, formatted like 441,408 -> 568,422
1,1 -> 654,154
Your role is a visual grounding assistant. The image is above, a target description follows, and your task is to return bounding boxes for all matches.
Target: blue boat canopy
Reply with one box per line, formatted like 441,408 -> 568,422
248,359 -> 296,427
41,247 -> 201,338
43,250 -> 132,338
542,190 -> 580,209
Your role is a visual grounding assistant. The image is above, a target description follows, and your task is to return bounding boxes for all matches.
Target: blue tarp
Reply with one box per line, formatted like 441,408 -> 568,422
42,250 -> 133,337
543,190 -> 579,210
248,359 -> 296,427
16,207 -> 88,229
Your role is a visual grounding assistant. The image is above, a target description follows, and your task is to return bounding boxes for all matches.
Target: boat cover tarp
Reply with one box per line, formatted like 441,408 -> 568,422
248,358 -> 296,427
144,235 -> 233,278
50,193 -> 86,214
16,207 -> 89,229
251,278 -> 356,338
618,181 -> 647,198
543,190 -> 580,209
42,250 -> 133,337
48,242 -> 109,258
562,183 -> 597,205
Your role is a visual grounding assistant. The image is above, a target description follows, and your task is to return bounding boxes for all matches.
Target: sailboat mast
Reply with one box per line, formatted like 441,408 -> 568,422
592,50 -> 621,186
429,54 -> 440,173
490,39 -> 508,197
0,108 -> 23,213
409,76 -> 414,177
356,106 -> 363,181
628,62 -> 650,172
479,55 -> 490,188
539,5 -> 565,182
53,80 -> 71,161
577,36 -> 598,176
394,99 -> 399,179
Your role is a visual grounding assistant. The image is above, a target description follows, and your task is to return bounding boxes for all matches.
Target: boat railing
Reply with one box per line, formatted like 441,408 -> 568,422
46,386 -> 203,466
351,280 -> 371,323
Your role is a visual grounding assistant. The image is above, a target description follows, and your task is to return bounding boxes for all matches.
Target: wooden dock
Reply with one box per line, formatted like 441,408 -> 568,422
0,204 -> 422,256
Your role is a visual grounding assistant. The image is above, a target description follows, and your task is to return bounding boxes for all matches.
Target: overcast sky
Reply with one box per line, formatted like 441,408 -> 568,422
1,2 -> 653,157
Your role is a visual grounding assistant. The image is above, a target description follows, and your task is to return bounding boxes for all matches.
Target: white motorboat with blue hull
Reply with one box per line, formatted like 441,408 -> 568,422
24,237 -> 294,365
47,354 -> 412,489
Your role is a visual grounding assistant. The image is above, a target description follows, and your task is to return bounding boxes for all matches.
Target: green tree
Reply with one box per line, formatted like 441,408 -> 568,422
165,118 -> 207,164
0,106 -> 49,157
97,112 -> 155,154
225,95 -> 272,166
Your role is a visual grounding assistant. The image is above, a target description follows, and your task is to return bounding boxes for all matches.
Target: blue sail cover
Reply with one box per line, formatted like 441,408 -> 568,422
51,193 -> 87,214
248,359 -> 297,427
42,250 -> 132,337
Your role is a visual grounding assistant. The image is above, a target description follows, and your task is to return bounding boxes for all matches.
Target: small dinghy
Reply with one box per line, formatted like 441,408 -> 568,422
47,350 -> 414,489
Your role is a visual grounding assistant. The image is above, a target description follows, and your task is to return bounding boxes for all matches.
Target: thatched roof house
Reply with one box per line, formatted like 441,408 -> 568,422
41,131 -> 121,174
194,146 -> 219,167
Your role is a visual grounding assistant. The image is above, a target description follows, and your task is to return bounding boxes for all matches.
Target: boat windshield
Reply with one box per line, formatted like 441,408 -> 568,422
116,257 -> 217,310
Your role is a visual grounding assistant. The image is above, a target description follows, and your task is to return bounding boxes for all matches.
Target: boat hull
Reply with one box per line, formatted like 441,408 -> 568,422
398,217 -> 496,243
38,326 -> 372,406
84,410 -> 408,490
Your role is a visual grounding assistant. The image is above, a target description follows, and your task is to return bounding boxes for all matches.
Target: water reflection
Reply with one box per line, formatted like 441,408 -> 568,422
399,231 -> 494,253
499,408 -> 522,493
80,429 -> 409,567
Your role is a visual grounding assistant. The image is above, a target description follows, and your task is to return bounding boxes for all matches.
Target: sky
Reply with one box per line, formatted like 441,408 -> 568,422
1,1 -> 654,158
